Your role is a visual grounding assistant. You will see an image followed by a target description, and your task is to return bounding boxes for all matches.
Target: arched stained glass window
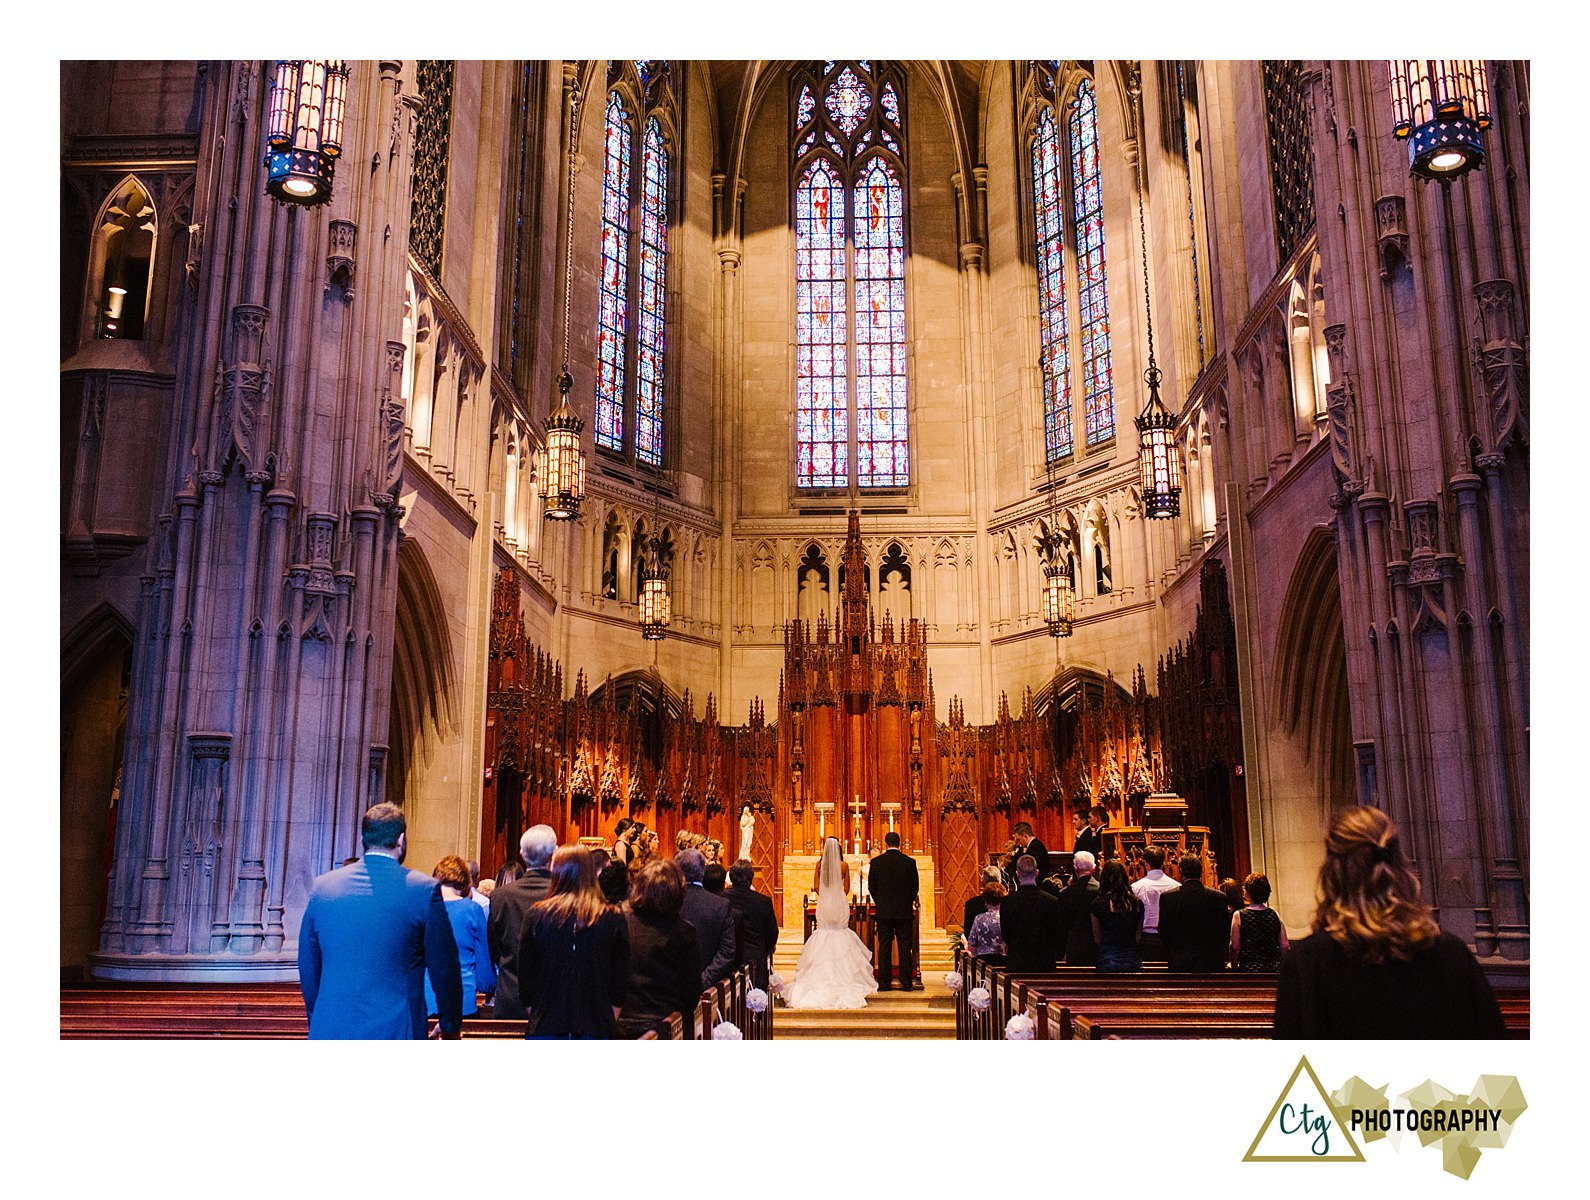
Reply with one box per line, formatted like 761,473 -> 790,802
796,158 -> 849,488
635,118 -> 668,466
1032,108 -> 1073,462
793,61 -> 909,492
591,63 -> 674,471
1069,79 -> 1114,447
596,92 -> 632,453
1029,66 -> 1115,466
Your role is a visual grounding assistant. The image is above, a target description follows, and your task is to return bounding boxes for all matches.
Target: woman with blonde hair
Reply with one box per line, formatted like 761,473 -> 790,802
1274,806 -> 1503,1039
516,845 -> 629,1038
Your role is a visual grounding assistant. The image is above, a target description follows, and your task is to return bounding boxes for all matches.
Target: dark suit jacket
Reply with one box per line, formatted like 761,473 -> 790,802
725,884 -> 779,972
1023,837 -> 1052,881
486,867 -> 552,1020
1000,883 -> 1063,972
867,848 -> 919,921
298,853 -> 462,1039
680,884 -> 737,990
1056,875 -> 1101,965
1159,880 -> 1233,971
1072,826 -> 1103,860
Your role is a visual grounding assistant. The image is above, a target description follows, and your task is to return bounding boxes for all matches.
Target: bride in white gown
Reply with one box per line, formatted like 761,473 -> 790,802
785,837 -> 877,1008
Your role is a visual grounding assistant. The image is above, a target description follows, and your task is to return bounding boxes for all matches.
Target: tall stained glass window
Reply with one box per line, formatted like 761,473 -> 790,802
593,62 -> 674,469
1029,65 -> 1115,465
1176,62 -> 1208,371
794,61 -> 909,490
596,92 -> 631,453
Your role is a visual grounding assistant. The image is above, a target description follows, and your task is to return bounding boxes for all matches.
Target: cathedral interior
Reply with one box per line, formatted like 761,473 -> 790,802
58,58 -> 1529,983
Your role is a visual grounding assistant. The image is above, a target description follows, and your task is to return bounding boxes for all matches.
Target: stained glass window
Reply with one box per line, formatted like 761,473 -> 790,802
1262,60 -> 1316,266
853,158 -> 908,486
1069,79 -> 1114,447
1032,107 -> 1073,462
635,118 -> 667,466
596,91 -> 631,453
794,61 -> 909,491
796,158 -> 849,488
1177,62 -> 1207,370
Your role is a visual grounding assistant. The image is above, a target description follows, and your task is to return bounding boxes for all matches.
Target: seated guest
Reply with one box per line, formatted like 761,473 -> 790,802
617,859 -> 705,1039
1000,855 -> 1062,972
425,855 -> 497,1017
965,877 -> 1007,959
598,859 -> 630,905
1159,853 -> 1230,971
1130,844 -> 1180,963
703,862 -> 728,894
724,858 -> 779,990
1090,860 -> 1144,972
1275,806 -> 1503,1039
961,866 -> 1005,937
1230,871 -> 1289,972
516,845 -> 629,1039
1056,850 -> 1101,966
677,848 -> 738,989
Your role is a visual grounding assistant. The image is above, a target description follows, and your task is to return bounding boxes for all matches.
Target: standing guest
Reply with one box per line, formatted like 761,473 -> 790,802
1010,821 -> 1051,882
961,865 -> 1005,937
425,855 -> 497,1018
468,861 -> 489,914
964,877 -> 1007,959
1230,872 -> 1289,972
1056,850 -> 1101,966
677,848 -> 738,989
724,859 -> 779,990
1000,855 -> 1062,972
477,878 -> 496,899
598,859 -> 630,905
297,803 -> 462,1040
1070,809 -> 1087,848
495,860 -> 524,888
868,831 -> 921,989
1089,859 -> 1144,972
617,859 -> 705,1039
702,838 -> 725,866
1275,807 -> 1503,1039
1220,877 -> 1243,915
1073,806 -> 1108,861
516,845 -> 629,1039
633,828 -> 659,870
612,817 -> 636,866
487,824 -> 557,1021
1130,844 -> 1181,963
1159,853 -> 1231,971
703,862 -> 728,894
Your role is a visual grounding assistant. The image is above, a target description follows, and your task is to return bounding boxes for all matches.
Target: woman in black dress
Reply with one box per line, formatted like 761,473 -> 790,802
1230,871 -> 1288,971
1274,807 -> 1504,1039
615,858 -> 704,1039
1089,859 -> 1143,972
516,845 -> 629,1039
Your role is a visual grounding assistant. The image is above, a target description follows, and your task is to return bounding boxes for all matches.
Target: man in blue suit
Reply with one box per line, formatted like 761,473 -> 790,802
298,803 -> 463,1039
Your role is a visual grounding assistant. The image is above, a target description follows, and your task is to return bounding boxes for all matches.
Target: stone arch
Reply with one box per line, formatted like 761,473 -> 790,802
83,174 -> 159,342
387,538 -> 461,849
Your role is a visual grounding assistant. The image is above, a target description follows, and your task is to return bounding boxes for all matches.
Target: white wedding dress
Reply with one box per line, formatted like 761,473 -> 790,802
785,838 -> 877,1009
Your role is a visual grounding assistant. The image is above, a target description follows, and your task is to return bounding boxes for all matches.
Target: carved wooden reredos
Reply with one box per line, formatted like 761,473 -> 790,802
482,510 -> 1247,923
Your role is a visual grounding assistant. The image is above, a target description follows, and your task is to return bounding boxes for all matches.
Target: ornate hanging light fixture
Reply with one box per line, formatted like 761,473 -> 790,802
638,540 -> 672,640
264,61 -> 349,206
1388,60 -> 1492,180
1130,73 -> 1181,520
1038,463 -> 1074,638
539,77 -> 588,521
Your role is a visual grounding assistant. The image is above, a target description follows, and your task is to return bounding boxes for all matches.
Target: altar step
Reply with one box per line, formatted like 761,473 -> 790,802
770,928 -> 958,1040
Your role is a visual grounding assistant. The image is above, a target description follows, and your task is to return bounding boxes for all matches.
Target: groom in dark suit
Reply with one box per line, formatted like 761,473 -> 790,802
868,832 -> 919,990
298,803 -> 462,1040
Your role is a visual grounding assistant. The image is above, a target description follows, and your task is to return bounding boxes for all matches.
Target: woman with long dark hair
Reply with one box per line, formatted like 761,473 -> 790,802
1089,859 -> 1144,972
1274,807 -> 1504,1038
516,845 -> 629,1038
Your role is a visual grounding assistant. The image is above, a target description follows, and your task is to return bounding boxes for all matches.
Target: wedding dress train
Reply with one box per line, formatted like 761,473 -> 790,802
785,838 -> 877,1009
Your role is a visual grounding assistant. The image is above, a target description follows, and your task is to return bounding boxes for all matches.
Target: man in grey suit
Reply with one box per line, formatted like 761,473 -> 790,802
297,803 -> 462,1040
486,824 -> 558,1021
677,848 -> 737,990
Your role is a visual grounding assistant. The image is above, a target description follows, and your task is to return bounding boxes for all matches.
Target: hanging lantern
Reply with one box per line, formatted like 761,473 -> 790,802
1135,365 -> 1181,519
537,370 -> 586,520
1388,60 -> 1492,180
638,540 -> 672,641
1041,561 -> 1074,637
264,61 -> 349,205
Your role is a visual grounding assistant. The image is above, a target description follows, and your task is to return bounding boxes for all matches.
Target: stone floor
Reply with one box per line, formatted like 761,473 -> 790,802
771,927 -> 957,1039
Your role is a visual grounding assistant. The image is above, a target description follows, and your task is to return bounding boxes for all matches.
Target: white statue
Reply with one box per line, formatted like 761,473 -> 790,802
738,805 -> 756,862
